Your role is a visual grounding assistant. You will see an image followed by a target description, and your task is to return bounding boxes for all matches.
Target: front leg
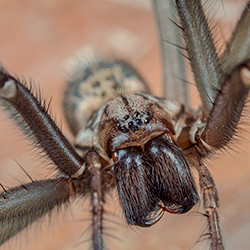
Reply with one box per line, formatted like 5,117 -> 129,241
200,60 -> 250,150
0,69 -> 84,177
176,1 -> 250,249
0,177 -> 75,245
193,47 -> 250,250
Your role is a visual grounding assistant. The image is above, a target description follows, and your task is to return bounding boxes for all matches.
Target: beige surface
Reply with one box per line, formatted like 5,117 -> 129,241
0,1 -> 250,249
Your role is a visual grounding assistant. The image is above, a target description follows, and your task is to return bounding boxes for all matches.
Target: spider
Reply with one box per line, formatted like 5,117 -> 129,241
0,0 -> 250,250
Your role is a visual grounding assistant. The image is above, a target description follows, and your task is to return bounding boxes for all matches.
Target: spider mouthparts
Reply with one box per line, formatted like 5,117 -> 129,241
0,77 -> 17,99
143,208 -> 165,227
241,61 -> 250,87
158,204 -> 181,214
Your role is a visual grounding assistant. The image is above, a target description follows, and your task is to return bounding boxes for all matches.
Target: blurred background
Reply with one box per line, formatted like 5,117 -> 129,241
0,0 -> 250,249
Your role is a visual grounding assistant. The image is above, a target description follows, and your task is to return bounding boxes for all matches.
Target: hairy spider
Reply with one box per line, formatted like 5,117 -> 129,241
0,1 -> 250,250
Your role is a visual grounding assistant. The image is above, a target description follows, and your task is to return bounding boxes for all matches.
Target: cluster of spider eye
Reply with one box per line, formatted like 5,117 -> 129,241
117,111 -> 151,133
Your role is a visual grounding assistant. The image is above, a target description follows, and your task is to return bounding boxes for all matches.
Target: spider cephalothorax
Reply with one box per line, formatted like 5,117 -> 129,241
98,93 -> 199,226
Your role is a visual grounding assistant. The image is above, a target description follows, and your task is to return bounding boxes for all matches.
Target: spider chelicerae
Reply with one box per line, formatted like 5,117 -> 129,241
0,0 -> 250,250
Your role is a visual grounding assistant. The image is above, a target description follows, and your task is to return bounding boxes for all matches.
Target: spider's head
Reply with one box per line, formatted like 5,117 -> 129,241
98,93 -> 199,227
98,93 -> 175,156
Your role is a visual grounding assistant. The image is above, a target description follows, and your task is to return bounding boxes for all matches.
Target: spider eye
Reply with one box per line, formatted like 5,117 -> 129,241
111,151 -> 118,162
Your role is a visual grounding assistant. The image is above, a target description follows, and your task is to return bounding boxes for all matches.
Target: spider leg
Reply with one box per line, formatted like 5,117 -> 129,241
0,177 -> 75,246
185,149 -> 224,250
198,163 -> 223,250
184,147 -> 224,250
175,1 -> 250,249
0,68 -> 84,177
152,0 -> 188,105
176,0 -> 250,150
200,60 -> 250,149
85,151 -> 105,250
190,57 -> 250,250
198,1 -> 250,149
221,1 -> 250,76
175,0 -> 223,112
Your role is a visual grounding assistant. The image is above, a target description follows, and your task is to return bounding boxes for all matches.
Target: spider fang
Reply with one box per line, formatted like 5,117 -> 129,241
240,62 -> 250,86
0,77 -> 17,99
